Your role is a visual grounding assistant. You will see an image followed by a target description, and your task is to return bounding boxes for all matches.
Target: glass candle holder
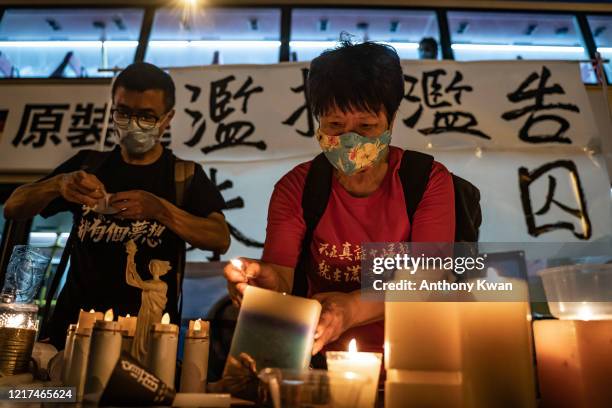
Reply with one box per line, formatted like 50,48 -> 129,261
0,302 -> 38,375
259,368 -> 367,408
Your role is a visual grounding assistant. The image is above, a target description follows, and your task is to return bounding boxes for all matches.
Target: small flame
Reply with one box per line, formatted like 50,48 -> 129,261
577,303 -> 594,321
104,309 -> 114,322
7,314 -> 25,328
194,318 -> 202,331
230,258 -> 243,270
348,338 -> 358,353
161,313 -> 170,324
126,314 -> 131,318
89,309 -> 95,313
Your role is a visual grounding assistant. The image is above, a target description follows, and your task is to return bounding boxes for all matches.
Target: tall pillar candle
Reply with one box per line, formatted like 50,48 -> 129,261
118,314 -> 137,354
61,324 -> 77,385
534,319 -> 612,408
65,327 -> 92,401
385,300 -> 463,408
227,285 -> 321,371
65,309 -> 102,401
146,313 -> 179,387
84,309 -> 123,401
180,319 -> 210,393
460,269 -> 537,408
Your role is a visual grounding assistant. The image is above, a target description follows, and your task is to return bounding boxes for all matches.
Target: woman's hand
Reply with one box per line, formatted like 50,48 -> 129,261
311,291 -> 356,355
223,258 -> 280,307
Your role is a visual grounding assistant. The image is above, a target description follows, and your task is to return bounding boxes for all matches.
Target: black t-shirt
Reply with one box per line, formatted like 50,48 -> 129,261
41,147 -> 225,345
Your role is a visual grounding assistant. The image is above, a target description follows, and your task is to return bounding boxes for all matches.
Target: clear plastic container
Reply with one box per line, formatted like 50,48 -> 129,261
538,263 -> 612,320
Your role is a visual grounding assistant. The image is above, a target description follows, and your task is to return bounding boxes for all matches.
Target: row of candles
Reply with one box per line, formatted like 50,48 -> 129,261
305,277 -> 612,407
62,309 -> 209,402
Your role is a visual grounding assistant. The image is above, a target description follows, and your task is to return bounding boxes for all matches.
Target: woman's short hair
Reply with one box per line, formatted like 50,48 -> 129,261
307,40 -> 405,122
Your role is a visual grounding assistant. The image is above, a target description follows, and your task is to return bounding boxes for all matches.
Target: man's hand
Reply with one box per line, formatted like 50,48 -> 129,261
110,190 -> 165,221
57,170 -> 105,207
311,292 -> 356,355
223,259 -> 280,307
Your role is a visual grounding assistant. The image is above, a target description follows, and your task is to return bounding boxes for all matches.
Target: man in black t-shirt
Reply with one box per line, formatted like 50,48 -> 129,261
4,63 -> 231,348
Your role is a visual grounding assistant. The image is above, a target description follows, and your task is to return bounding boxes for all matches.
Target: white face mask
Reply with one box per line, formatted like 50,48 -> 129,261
116,121 -> 160,155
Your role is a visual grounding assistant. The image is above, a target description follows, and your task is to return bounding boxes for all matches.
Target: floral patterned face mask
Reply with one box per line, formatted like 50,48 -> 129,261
316,128 -> 392,175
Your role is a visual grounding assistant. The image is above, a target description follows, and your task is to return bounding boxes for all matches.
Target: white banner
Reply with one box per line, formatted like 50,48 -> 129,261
0,60 -> 609,258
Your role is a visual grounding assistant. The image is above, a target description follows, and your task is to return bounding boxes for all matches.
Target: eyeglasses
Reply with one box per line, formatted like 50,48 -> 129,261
111,109 -> 166,131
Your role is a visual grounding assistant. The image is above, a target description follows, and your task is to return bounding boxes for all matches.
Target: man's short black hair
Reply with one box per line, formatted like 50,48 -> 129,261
112,62 -> 176,112
307,41 -> 404,122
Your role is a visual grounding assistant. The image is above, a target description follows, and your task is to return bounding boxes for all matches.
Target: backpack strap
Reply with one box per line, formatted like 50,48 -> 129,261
293,153 -> 334,296
398,150 -> 434,240
40,149 -> 113,338
173,158 -> 196,320
174,159 -> 196,209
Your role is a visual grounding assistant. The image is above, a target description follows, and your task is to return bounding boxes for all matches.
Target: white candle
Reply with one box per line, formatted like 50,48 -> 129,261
326,339 -> 382,408
76,309 -> 103,334
65,308 -> 103,401
228,286 -> 321,371
534,318 -> 612,408
385,301 -> 463,408
146,312 -> 179,387
118,314 -> 137,354
61,323 -> 77,385
180,319 -> 210,393
84,309 -> 122,401
461,268 -> 537,408
65,327 -> 92,401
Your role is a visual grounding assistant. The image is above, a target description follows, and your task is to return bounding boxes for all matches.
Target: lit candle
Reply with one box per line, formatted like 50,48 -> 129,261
326,339 -> 383,408
461,268 -> 537,408
118,314 -> 137,354
385,301 -> 463,408
66,309 -> 103,400
76,309 -> 103,334
61,324 -> 77,385
227,286 -> 321,371
534,307 -> 612,408
84,309 -> 123,402
65,327 -> 92,401
146,312 -> 179,387
180,318 -> 210,393
0,302 -> 38,376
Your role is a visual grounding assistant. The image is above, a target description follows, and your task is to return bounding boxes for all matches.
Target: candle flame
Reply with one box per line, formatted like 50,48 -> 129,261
577,303 -> 594,321
104,309 -> 113,322
7,314 -> 25,328
126,313 -> 131,318
89,309 -> 95,313
194,318 -> 202,331
348,338 -> 358,353
230,258 -> 243,270
161,313 -> 170,324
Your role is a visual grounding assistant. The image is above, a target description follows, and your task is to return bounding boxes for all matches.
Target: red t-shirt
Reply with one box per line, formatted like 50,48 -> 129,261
262,146 -> 455,352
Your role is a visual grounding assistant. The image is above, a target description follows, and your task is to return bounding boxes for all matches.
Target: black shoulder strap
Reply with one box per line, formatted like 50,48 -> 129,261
174,159 -> 196,209
398,150 -> 434,239
301,153 -> 334,232
173,158 -> 196,321
40,149 -> 113,338
293,153 -> 333,296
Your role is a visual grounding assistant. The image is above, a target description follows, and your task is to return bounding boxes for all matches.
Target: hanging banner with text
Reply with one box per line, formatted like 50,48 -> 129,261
0,60 -> 609,259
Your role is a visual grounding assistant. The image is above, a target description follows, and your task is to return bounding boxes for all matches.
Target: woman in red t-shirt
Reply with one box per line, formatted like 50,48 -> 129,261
224,41 -> 455,356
